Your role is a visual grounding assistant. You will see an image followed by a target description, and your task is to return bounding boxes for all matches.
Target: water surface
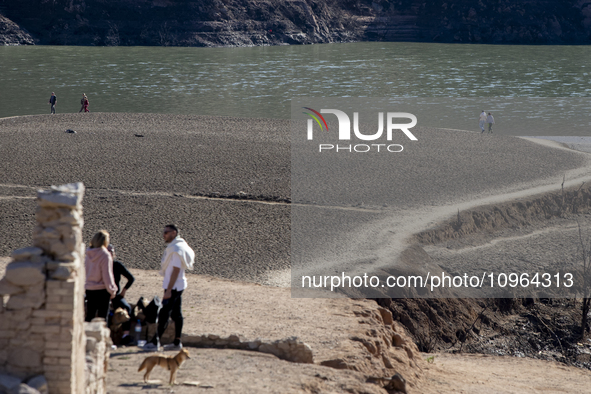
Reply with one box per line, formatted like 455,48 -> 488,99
1,42 -> 590,120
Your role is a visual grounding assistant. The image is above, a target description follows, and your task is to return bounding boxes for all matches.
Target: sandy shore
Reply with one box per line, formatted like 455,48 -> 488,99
3,113 -> 591,391
1,113 -> 589,285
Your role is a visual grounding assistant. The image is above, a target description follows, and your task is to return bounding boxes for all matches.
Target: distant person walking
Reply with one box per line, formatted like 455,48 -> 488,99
48,92 -> 57,114
82,94 -> 90,112
487,113 -> 495,133
79,94 -> 87,113
479,110 -> 487,133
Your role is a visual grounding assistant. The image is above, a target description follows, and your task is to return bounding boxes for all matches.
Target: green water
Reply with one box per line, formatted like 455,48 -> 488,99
1,42 -> 590,120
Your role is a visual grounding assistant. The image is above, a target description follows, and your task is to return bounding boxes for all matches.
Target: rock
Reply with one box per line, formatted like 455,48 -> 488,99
85,320 -> 112,345
320,358 -> 349,369
0,373 -> 21,392
257,338 -> 314,363
48,241 -> 70,259
293,344 -> 314,363
55,252 -> 78,262
228,334 -> 240,343
26,376 -> 48,394
352,336 -> 378,356
86,337 -> 98,352
10,247 -> 43,262
378,307 -> 394,325
9,348 -> 42,368
6,288 -> 45,310
0,278 -> 25,296
37,227 -> 60,240
403,344 -> 414,359
392,333 -> 405,347
56,209 -> 82,226
5,261 -> 45,286
258,343 -> 280,358
34,208 -> 59,225
9,383 -> 41,394
384,373 -> 407,393
50,265 -> 72,280
46,261 -> 61,271
247,340 -> 260,350
382,354 -> 394,369
29,255 -> 50,264
37,182 -> 84,208
181,334 -> 203,346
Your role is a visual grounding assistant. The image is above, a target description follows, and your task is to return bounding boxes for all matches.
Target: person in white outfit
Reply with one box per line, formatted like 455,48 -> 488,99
144,224 -> 195,350
479,110 -> 487,133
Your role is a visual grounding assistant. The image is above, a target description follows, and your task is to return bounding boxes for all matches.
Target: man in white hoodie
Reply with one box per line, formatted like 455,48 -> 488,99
144,224 -> 195,351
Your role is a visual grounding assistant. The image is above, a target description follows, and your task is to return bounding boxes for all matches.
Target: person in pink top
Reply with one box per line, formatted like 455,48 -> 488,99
83,95 -> 90,112
85,230 -> 117,322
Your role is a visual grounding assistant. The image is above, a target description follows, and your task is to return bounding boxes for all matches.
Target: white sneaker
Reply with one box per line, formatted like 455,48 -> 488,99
142,342 -> 160,351
163,343 -> 183,351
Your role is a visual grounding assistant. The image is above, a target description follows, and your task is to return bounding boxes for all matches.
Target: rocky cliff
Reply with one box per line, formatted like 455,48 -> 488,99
1,0 -> 591,46
0,13 -> 33,45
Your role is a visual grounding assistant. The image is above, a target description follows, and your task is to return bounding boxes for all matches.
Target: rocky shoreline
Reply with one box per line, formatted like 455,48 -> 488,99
1,0 -> 591,47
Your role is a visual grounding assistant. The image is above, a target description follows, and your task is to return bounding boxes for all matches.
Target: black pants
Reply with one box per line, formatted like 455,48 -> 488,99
151,289 -> 183,344
85,289 -> 111,322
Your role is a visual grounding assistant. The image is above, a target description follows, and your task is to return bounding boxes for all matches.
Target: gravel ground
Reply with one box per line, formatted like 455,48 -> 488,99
292,126 -> 588,209
423,213 -> 591,298
0,113 -> 588,284
2,114 -> 591,392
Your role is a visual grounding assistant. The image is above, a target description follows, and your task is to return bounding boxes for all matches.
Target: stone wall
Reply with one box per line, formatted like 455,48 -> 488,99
84,321 -> 111,394
0,183 -> 107,394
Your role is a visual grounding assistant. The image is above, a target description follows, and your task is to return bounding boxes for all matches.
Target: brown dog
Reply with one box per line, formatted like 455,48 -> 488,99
109,307 -> 130,345
138,348 -> 191,385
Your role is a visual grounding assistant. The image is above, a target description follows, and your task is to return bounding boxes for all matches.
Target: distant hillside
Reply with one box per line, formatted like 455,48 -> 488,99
1,0 -> 591,46
0,13 -> 33,45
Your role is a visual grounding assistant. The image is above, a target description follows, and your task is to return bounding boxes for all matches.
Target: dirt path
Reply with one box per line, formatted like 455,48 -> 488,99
106,267 -> 591,393
2,257 -> 591,393
421,353 -> 591,394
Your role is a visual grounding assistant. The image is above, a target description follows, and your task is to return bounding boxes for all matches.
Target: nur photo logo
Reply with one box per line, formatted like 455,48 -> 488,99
303,107 -> 418,153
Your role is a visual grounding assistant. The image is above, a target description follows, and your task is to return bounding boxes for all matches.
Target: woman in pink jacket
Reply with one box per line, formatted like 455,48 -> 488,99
85,230 -> 118,322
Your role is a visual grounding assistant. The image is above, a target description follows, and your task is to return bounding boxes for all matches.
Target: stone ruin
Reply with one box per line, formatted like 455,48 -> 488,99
0,183 -> 111,394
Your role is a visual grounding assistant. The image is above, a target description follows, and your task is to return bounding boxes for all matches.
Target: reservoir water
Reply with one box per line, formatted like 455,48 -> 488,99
1,42 -> 591,132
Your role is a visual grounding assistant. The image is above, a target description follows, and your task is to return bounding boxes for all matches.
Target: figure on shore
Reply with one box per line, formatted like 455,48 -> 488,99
48,92 -> 57,114
79,94 -> 87,113
108,243 -> 136,345
487,113 -> 495,133
85,230 -> 118,322
82,94 -> 90,112
143,224 -> 195,351
479,110 -> 487,133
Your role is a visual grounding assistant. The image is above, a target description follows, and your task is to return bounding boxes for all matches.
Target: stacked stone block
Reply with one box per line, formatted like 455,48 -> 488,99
84,321 -> 111,394
0,183 -> 101,394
